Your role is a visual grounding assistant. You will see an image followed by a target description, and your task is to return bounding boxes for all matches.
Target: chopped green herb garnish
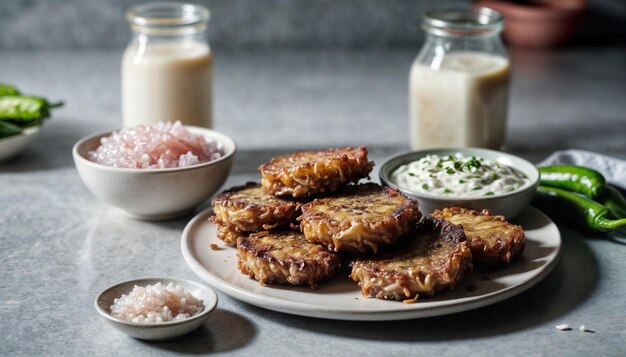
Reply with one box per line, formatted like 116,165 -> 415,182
465,157 -> 482,170
436,160 -> 443,169
481,179 -> 489,185
408,172 -> 416,177
446,168 -> 455,175
472,186 -> 482,191
485,192 -> 495,196
454,161 -> 463,171
422,183 -> 429,190
492,173 -> 500,180
443,188 -> 452,194
459,179 -> 466,184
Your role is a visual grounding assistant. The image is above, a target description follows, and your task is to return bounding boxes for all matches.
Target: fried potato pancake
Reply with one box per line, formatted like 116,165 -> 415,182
351,216 -> 472,301
299,183 -> 420,253
215,222 -> 248,246
259,146 -> 374,198
431,207 -> 525,265
212,182 -> 306,232
237,230 -> 341,288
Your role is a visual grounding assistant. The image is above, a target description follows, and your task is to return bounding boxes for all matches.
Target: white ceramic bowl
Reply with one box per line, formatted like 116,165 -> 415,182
379,148 -> 540,218
73,126 -> 236,220
0,126 -> 41,162
95,277 -> 218,341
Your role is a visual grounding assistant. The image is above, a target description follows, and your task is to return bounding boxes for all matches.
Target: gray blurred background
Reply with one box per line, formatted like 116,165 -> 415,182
1,0 -> 625,49
0,0 -> 624,157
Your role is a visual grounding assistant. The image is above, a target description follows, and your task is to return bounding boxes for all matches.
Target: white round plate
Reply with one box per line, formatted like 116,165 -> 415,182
181,206 -> 561,321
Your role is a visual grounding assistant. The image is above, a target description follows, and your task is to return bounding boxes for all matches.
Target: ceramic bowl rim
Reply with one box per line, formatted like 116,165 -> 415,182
0,125 -> 41,143
72,126 -> 236,174
379,147 -> 540,202
94,276 -> 218,328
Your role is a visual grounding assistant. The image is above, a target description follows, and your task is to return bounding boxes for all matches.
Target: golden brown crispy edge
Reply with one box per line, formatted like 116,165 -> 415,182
431,207 -> 525,265
258,146 -> 374,198
212,182 -> 306,231
299,184 -> 421,253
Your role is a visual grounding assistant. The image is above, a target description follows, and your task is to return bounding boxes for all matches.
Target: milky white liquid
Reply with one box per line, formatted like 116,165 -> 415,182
409,52 -> 510,150
122,41 -> 213,128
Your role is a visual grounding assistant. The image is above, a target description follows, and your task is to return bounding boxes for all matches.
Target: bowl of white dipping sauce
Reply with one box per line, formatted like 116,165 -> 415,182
95,277 -> 218,341
379,148 -> 539,218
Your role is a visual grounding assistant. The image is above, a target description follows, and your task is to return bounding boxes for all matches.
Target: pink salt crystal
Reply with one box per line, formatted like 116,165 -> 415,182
87,121 -> 224,169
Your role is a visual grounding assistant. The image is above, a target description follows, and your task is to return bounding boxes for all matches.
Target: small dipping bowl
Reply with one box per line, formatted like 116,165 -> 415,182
95,277 -> 218,341
379,148 -> 539,218
73,126 -> 236,220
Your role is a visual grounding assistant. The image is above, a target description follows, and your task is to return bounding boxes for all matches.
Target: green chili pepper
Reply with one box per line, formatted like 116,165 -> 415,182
602,186 -> 626,218
0,96 -> 56,122
533,186 -> 626,232
538,165 -> 606,200
0,84 -> 20,97
0,86 -> 63,139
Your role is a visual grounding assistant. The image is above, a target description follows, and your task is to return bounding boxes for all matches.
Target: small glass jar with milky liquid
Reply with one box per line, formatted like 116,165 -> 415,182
409,8 -> 510,150
122,3 -> 212,128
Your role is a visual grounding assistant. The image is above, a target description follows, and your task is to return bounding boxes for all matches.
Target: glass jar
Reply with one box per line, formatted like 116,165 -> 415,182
122,3 -> 212,128
409,7 -> 510,150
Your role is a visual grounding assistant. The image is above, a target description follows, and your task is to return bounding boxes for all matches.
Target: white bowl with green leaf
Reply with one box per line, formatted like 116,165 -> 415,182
0,83 -> 62,161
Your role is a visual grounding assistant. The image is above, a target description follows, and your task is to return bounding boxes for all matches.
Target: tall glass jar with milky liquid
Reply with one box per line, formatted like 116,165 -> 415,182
122,3 -> 212,128
409,8 -> 510,150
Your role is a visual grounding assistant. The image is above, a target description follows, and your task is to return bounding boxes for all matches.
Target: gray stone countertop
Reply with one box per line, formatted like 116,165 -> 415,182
1,48 -> 625,356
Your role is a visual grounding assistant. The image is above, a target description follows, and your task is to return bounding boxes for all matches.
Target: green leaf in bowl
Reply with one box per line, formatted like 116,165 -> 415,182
0,120 -> 23,139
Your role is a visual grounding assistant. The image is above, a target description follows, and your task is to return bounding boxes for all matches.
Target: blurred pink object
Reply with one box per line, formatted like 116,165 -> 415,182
476,0 -> 588,48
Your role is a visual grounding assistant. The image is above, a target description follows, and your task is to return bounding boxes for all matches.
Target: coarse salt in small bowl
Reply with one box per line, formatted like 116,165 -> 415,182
95,277 -> 218,341
73,123 -> 236,220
